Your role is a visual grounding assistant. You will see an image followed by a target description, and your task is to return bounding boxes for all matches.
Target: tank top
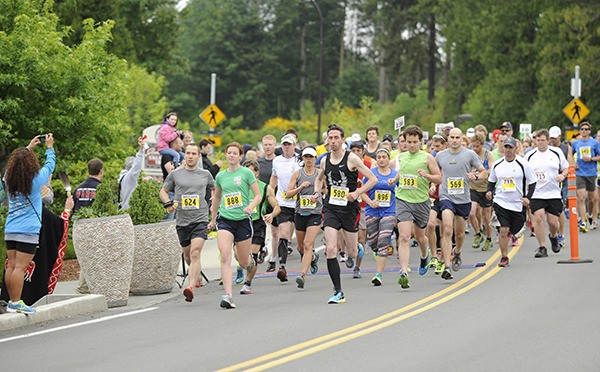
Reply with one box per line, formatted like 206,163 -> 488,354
324,151 -> 358,209
396,151 -> 430,203
250,179 -> 268,221
295,168 -> 323,216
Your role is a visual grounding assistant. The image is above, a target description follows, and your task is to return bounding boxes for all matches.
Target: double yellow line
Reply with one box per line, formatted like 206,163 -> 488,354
218,241 -> 522,372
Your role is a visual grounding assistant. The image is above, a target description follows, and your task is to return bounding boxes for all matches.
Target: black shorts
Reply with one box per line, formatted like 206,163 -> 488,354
493,203 -> 527,236
576,175 -> 596,192
294,213 -> 322,232
252,219 -> 266,246
6,240 -> 38,255
530,198 -> 563,216
323,204 -> 360,232
176,222 -> 208,247
440,199 -> 471,220
216,216 -> 253,242
431,199 -> 442,220
470,189 -> 492,208
276,206 -> 295,225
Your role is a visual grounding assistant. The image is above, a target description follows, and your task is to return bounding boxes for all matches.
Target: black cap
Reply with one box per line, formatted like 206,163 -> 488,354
382,134 -> 394,142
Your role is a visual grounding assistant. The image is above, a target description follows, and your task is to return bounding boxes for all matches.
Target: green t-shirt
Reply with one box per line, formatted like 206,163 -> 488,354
215,166 -> 257,221
396,150 -> 430,203
251,179 -> 268,221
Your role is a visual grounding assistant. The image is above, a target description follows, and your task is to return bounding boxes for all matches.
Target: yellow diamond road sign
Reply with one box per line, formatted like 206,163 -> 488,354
203,136 -> 222,147
200,104 -> 225,128
563,97 -> 590,125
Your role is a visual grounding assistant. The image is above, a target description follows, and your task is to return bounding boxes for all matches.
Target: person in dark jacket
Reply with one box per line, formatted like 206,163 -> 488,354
199,139 -> 221,207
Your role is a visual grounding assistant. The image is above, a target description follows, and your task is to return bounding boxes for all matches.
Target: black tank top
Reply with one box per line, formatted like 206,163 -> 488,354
325,151 -> 358,207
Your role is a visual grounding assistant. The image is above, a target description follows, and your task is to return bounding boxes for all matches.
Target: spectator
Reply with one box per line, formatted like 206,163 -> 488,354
118,137 -> 146,210
73,159 -> 103,212
157,112 -> 184,166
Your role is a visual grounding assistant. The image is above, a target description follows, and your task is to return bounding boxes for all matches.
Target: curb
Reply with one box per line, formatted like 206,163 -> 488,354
0,294 -> 107,333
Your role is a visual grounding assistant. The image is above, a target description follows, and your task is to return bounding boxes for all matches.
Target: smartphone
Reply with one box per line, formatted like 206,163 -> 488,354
37,135 -> 46,142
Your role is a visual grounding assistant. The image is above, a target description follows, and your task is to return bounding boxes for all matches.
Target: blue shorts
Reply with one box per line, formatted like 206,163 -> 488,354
440,199 -> 471,220
216,216 -> 253,242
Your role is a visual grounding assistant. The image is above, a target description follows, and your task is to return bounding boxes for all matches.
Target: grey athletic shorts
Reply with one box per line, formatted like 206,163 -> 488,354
395,198 -> 431,229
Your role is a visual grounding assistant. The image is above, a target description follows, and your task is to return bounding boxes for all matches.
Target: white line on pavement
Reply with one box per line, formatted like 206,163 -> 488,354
0,307 -> 158,344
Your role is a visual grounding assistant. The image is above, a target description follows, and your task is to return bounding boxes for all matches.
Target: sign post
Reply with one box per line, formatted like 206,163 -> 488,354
199,73 -> 226,147
563,65 -> 590,126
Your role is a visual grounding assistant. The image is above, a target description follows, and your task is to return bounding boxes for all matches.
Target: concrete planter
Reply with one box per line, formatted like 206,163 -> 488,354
130,220 -> 180,295
73,214 -> 135,307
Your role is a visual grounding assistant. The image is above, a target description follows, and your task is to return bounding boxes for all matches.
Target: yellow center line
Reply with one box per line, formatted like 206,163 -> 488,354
218,239 -> 521,372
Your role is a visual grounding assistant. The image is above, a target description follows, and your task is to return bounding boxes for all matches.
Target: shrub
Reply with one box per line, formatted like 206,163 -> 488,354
127,178 -> 164,225
74,182 -> 122,220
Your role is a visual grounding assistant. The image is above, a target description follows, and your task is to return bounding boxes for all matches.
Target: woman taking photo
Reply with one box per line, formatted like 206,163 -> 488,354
208,142 -> 261,309
4,134 -> 56,314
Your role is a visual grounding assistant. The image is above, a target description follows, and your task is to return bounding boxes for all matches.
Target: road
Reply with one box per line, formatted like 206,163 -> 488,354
1,225 -> 598,371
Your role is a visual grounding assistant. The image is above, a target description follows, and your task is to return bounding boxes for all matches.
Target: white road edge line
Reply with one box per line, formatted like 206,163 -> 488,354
0,307 -> 158,344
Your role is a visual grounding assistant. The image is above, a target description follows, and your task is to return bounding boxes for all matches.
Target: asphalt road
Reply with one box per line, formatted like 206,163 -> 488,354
1,224 -> 598,371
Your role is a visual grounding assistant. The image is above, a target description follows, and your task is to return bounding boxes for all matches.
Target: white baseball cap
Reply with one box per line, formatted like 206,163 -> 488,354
466,127 -> 475,138
302,147 -> 317,157
549,126 -> 561,138
281,134 -> 297,145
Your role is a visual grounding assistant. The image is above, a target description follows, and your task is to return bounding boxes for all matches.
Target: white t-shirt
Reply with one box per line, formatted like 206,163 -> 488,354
526,146 -> 569,199
489,156 -> 537,212
272,154 -> 302,208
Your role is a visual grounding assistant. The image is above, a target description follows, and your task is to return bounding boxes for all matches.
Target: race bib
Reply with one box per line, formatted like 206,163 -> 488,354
401,175 -> 418,190
580,146 -> 591,157
299,195 -> 316,209
535,171 -> 547,183
224,192 -> 243,209
181,194 -> 200,210
329,185 -> 349,206
447,177 -> 464,195
501,177 -> 516,192
374,190 -> 392,207
282,191 -> 297,200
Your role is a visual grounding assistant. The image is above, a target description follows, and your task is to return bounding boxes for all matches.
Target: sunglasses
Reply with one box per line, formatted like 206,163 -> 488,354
581,127 -> 591,131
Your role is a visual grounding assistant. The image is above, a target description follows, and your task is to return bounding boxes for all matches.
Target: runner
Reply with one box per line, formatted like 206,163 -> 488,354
487,137 -> 537,267
548,126 -> 574,248
286,146 -> 322,289
313,124 -> 377,303
269,134 -> 302,282
571,121 -> 600,232
526,129 -> 569,257
469,134 -> 494,251
257,134 -> 279,270
426,134 -> 447,270
388,125 -> 442,288
365,125 -> 381,158
239,160 -> 280,295
361,148 -> 398,286
436,128 -> 486,279
160,143 -> 215,303
208,142 -> 262,309
348,140 -> 372,278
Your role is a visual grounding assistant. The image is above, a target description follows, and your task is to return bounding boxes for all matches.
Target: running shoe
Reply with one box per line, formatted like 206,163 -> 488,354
287,245 -> 293,255
257,246 -> 267,264
564,208 -> 569,220
7,300 -> 36,314
452,251 -> 462,271
529,229 -> 535,238
515,224 -> 526,238
482,238 -> 493,251
557,234 -> 566,249
411,238 -> 419,248
397,272 -> 410,289
428,256 -> 439,271
434,260 -> 445,275
472,233 -> 483,249
235,267 -> 244,284
592,220 -> 599,230
534,247 -> 548,258
357,243 -> 365,259
339,251 -> 347,262
579,220 -> 588,233
498,256 -> 509,267
465,224 -> 471,234
240,284 -> 252,295
220,294 -> 236,309
328,291 -> 346,304
345,255 -> 354,269
266,261 -> 276,272
310,251 -> 319,275
372,273 -> 383,286
549,234 -> 560,253
418,254 -> 429,276
387,244 -> 394,256
441,268 -> 453,280
183,286 -> 194,302
276,266 -> 288,282
353,267 -> 362,279
511,235 -> 519,247
296,275 -> 305,289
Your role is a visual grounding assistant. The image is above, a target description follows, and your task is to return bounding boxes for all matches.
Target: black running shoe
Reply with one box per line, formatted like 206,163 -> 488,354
277,266 -> 288,282
266,261 -> 276,272
549,234 -> 560,253
534,247 -> 548,258
498,256 -> 509,267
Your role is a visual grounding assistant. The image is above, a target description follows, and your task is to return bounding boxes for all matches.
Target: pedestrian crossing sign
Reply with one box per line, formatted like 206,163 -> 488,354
200,104 -> 226,128
562,97 -> 589,125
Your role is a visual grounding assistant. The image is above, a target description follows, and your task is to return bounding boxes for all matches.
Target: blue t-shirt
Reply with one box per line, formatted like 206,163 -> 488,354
363,168 -> 398,218
572,138 -> 600,177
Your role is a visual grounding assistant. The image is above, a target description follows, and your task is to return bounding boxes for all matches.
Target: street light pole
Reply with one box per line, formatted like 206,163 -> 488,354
310,0 -> 323,145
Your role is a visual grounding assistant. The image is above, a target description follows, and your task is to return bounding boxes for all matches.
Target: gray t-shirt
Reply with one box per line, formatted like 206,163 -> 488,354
163,166 -> 215,226
257,156 -> 274,184
436,147 -> 482,204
